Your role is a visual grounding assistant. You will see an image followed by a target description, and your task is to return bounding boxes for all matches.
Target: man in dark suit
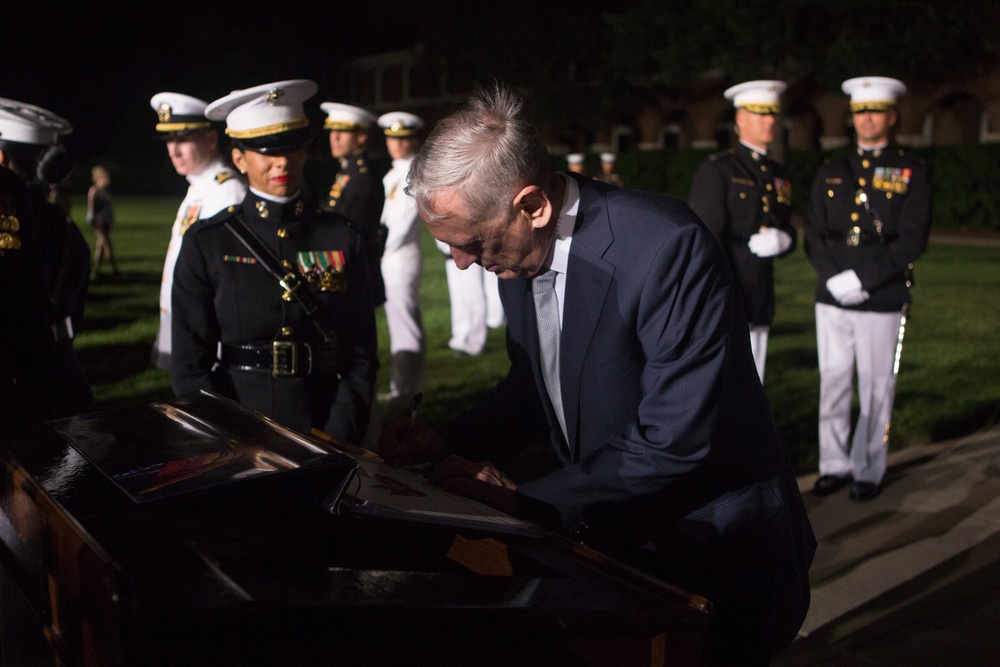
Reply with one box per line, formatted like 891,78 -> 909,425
380,84 -> 815,666
690,80 -> 797,383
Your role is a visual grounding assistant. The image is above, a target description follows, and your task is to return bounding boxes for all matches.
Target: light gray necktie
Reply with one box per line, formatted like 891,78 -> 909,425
533,269 -> 568,442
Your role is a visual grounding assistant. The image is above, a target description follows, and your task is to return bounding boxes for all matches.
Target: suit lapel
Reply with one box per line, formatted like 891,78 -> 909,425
560,177 -> 615,458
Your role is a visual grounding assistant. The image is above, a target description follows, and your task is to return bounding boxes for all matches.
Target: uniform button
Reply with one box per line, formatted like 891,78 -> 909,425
886,192 -> 893,199
760,165 -> 768,172
828,190 -> 834,198
851,212 -> 859,221
282,326 -> 294,336
855,196 -> 862,205
862,159 -> 870,168
765,183 -> 773,191
858,178 -> 867,187
739,192 -> 747,199
763,206 -> 770,212
282,260 -> 293,270
277,227 -> 288,238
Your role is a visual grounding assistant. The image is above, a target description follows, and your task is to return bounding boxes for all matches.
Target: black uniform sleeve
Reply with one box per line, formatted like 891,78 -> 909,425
170,221 -> 225,396
804,163 -> 841,281
322,232 -> 378,442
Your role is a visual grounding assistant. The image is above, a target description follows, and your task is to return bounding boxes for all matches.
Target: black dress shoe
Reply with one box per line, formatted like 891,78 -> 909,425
849,481 -> 880,501
812,474 -> 850,496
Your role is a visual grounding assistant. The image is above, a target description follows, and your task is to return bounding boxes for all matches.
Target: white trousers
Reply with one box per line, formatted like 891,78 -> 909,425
815,303 -> 903,485
748,325 -> 770,384
443,259 -> 506,356
382,245 -> 425,397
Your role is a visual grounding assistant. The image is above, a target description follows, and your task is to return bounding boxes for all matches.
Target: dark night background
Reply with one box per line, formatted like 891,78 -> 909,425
3,1 -> 442,189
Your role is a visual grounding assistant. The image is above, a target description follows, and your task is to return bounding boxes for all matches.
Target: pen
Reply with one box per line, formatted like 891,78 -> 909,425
396,392 -> 422,466
406,392 -> 423,437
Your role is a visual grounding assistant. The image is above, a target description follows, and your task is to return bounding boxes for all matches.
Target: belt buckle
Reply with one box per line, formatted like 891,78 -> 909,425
846,226 -> 861,247
272,340 -> 299,376
272,341 -> 313,376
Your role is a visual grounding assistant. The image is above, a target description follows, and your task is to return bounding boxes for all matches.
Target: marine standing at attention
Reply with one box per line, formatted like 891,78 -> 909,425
689,80 -> 796,383
806,76 -> 930,502
171,80 -> 377,443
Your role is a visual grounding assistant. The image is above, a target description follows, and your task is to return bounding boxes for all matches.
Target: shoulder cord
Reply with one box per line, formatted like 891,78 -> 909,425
225,218 -> 337,345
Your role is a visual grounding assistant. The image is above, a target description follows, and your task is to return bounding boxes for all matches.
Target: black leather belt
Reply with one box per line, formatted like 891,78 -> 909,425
829,228 -> 898,246
220,341 -> 341,377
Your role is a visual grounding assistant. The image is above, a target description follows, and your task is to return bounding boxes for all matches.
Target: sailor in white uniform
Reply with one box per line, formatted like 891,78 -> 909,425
377,111 -> 426,405
150,92 -> 246,369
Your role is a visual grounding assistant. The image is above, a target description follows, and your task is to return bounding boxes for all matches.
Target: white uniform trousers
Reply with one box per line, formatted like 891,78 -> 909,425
382,245 -> 425,398
816,303 -> 903,485
748,325 -> 769,384
442,258 -> 505,356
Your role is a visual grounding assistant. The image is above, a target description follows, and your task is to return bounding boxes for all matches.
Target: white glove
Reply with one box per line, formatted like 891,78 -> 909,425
826,270 -> 870,306
747,227 -> 792,257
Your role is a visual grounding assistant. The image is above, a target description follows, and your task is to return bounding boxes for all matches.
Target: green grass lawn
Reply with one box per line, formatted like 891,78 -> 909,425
71,195 -> 1000,476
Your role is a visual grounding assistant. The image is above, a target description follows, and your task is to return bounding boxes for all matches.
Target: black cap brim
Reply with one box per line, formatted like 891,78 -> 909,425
234,127 -> 313,154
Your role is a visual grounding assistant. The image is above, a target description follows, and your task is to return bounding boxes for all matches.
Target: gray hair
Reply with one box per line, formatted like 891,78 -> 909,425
406,83 -> 551,224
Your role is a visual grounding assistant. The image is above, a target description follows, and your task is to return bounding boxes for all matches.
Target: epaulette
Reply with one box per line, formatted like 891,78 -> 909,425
707,148 -> 734,162
215,171 -> 237,185
192,204 -> 240,232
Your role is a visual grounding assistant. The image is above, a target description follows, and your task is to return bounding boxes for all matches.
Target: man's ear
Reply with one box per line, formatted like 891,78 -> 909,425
0,148 -> 7,167
513,185 -> 552,230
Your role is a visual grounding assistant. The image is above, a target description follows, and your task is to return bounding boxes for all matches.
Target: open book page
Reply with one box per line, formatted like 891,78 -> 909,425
310,429 -> 539,532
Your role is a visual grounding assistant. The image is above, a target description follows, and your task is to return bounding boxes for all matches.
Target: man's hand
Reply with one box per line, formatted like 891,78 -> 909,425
431,455 -> 519,515
377,413 -> 446,466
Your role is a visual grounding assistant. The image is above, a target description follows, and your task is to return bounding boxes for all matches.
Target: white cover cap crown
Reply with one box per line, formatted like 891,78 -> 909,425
206,80 -> 317,151
600,152 -> 617,163
842,76 -> 907,112
377,111 -> 424,137
321,102 -> 375,131
0,97 -> 72,146
566,153 -> 585,164
723,80 -> 787,114
150,92 -> 211,133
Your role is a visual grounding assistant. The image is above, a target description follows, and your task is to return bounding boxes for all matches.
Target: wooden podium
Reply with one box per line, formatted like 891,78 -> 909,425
0,394 -> 710,666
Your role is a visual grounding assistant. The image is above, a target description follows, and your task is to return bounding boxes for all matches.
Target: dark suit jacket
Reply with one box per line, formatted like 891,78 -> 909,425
440,174 -> 815,657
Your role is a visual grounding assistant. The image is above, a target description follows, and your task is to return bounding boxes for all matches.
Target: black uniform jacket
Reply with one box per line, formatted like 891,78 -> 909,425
805,145 -> 931,312
171,190 -> 378,443
322,151 -> 387,306
29,183 -> 92,405
689,142 -> 796,325
0,167 -> 70,434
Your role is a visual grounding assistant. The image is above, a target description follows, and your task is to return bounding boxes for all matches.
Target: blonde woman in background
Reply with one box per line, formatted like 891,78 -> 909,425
86,164 -> 117,280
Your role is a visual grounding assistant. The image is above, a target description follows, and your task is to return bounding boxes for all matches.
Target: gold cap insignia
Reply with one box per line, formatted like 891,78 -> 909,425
158,103 -> 173,123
